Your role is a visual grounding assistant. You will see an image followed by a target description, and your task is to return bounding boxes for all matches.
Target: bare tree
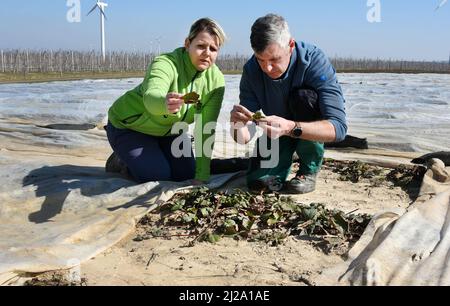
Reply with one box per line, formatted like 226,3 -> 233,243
1,49 -> 449,75
1,50 -> 4,73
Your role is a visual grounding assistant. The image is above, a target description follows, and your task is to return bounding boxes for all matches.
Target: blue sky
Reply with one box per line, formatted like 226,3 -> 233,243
0,0 -> 449,61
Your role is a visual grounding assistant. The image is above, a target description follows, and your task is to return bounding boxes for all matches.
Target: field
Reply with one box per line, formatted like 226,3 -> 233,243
24,159 -> 421,286
0,73 -> 448,286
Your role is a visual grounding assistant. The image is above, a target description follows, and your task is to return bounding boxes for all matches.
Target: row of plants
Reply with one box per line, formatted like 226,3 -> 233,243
137,188 -> 372,250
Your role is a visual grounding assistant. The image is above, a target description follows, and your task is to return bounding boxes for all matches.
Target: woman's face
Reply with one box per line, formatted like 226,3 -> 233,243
185,31 -> 220,71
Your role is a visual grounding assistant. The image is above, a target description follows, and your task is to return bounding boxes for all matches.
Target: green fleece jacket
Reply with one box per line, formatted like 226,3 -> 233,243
108,47 -> 225,181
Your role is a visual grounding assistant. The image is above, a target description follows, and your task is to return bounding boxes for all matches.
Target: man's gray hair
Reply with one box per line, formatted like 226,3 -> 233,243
250,14 -> 292,53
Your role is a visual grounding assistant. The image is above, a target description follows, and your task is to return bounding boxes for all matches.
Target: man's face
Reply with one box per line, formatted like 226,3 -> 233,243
255,39 -> 295,79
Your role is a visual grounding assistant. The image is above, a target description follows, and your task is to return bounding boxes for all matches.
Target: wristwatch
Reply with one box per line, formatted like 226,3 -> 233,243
290,122 -> 303,138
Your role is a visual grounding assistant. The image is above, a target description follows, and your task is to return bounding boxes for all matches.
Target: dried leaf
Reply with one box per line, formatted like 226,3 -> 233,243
182,92 -> 200,104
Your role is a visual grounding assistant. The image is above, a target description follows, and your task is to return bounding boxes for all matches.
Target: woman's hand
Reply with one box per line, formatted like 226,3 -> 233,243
166,92 -> 184,113
257,116 -> 295,139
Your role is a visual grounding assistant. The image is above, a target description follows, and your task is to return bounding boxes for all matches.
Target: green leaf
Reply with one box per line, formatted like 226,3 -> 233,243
241,218 -> 254,231
280,202 -> 295,212
332,220 -> 345,236
224,219 -> 236,227
171,199 -> 185,211
223,219 -> 238,235
302,207 -> 318,220
273,212 -> 281,220
182,213 -> 196,224
252,111 -> 265,121
186,207 -> 198,214
333,213 -> 349,235
267,218 -> 279,226
223,208 -> 239,215
261,212 -> 272,222
245,211 -> 256,218
200,207 -> 210,217
200,199 -> 211,207
207,233 -> 221,243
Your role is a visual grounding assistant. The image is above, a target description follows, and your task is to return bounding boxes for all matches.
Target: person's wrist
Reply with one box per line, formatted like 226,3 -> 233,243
286,120 -> 296,136
231,120 -> 247,129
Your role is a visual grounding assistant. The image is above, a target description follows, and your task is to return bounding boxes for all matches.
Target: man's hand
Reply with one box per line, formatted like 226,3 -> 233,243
257,116 -> 296,139
230,105 -> 253,124
229,105 -> 254,144
166,92 -> 184,113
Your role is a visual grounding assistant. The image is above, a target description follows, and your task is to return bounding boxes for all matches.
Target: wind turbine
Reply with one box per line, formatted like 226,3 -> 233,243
155,36 -> 162,55
87,1 -> 108,62
436,0 -> 448,10
435,0 -> 449,65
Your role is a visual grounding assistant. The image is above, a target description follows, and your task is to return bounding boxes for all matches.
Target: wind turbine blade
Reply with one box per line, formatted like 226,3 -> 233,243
87,4 -> 98,16
100,8 -> 107,20
436,0 -> 448,10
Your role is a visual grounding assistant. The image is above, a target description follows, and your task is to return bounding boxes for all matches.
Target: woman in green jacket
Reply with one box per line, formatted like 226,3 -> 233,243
106,18 -> 226,184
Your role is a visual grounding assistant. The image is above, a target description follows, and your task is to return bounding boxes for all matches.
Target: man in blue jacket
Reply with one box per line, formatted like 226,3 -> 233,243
230,14 -> 347,194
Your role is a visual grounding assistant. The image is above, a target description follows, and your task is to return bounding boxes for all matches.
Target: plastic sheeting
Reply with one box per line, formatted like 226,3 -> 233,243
0,143 -> 240,285
0,107 -> 246,285
318,159 -> 450,286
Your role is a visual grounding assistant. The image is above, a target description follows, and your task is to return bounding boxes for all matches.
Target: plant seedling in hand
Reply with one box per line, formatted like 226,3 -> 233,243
252,111 -> 265,123
182,92 -> 202,110
183,92 -> 200,104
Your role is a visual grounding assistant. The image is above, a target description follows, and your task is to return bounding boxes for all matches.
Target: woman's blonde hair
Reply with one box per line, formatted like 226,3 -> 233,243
187,18 -> 227,47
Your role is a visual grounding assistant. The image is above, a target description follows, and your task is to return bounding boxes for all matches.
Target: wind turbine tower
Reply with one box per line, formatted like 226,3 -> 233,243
155,36 -> 162,55
435,0 -> 448,65
88,1 -> 108,62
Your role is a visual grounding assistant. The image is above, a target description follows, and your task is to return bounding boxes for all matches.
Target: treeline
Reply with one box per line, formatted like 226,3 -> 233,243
1,49 -> 449,74
0,50 -> 154,73
330,57 -> 450,73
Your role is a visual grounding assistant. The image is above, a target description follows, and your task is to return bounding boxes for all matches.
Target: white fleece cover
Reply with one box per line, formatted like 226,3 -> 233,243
0,119 -> 240,285
317,159 -> 450,286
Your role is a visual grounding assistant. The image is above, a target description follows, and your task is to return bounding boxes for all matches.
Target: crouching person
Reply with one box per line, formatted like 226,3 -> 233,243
230,14 -> 347,194
105,18 -> 227,184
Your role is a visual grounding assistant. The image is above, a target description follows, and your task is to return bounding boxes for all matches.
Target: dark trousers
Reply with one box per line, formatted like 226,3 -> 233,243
105,122 -> 195,183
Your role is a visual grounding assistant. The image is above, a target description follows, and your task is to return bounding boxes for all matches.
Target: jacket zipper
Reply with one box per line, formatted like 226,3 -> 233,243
183,71 -> 200,118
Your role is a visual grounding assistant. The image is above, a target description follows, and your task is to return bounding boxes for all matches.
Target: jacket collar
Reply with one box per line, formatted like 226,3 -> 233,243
181,48 -> 206,80
283,43 -> 298,81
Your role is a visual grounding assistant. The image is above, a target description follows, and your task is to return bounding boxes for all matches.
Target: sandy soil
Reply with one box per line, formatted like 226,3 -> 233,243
79,163 -> 414,286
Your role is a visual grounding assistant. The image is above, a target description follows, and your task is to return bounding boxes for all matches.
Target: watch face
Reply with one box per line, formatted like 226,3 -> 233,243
293,127 -> 302,137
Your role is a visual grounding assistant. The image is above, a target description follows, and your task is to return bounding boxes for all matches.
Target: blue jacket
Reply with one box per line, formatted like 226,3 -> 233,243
239,41 -> 347,142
